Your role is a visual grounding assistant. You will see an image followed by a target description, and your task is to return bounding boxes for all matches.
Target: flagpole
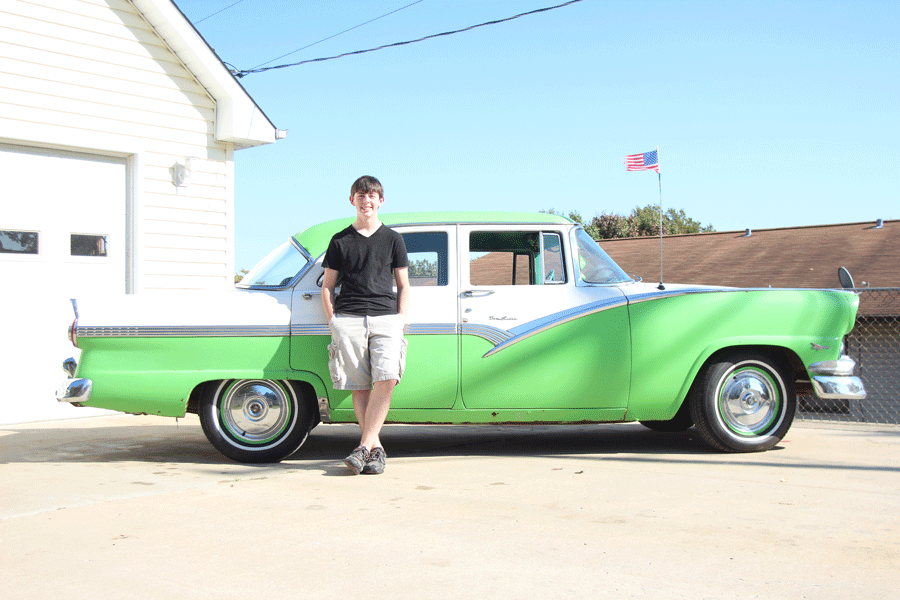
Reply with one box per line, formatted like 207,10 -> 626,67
625,147 -> 665,289
657,146 -> 664,290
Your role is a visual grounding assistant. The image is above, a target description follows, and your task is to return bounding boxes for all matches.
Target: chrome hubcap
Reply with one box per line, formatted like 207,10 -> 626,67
221,380 -> 291,444
718,365 -> 781,435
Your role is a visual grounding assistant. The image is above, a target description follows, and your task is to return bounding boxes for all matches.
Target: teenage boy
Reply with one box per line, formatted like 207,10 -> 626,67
321,176 -> 410,475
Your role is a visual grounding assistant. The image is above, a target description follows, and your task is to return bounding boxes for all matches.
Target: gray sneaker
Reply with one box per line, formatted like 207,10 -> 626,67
343,446 -> 369,475
362,447 -> 386,475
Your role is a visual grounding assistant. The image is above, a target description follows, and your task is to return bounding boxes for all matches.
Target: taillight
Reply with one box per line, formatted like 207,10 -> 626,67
69,319 -> 78,348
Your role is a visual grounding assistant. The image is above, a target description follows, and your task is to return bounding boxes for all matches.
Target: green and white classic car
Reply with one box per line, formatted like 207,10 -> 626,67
58,212 -> 866,462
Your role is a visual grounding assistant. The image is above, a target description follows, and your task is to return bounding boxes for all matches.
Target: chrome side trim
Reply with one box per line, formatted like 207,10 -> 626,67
291,324 -> 330,336
460,323 -> 514,345
627,287 -> 860,304
56,378 -> 92,403
626,287 -> 728,304
408,323 -> 459,335
811,376 -> 867,400
290,323 -> 458,336
483,296 -> 628,357
75,325 -> 291,338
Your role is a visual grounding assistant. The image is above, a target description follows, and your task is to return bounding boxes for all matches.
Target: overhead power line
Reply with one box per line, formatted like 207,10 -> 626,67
232,0 -> 584,78
195,0 -> 248,25
249,0 -> 427,71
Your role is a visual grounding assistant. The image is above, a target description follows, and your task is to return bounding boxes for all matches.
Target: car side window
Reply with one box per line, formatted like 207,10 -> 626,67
541,232 -> 565,284
469,230 -> 566,286
401,231 -> 449,286
470,231 -> 536,285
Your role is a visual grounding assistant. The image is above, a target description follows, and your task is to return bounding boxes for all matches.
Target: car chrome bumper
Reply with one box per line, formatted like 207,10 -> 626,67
808,355 -> 867,401
57,378 -> 93,403
56,358 -> 92,403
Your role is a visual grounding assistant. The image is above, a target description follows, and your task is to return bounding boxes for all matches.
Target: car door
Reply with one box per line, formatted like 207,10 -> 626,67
458,225 -> 630,411
388,226 -> 460,409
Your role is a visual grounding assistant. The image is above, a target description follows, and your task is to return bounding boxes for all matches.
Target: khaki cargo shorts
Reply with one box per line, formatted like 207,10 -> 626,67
327,313 -> 408,390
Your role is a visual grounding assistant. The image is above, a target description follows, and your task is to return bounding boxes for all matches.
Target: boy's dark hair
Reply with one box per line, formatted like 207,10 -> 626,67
350,175 -> 384,199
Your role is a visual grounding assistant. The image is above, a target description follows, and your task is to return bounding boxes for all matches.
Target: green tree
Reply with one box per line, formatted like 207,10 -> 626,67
234,268 -> 248,283
544,205 -> 714,239
623,204 -> 714,238
409,258 -> 437,278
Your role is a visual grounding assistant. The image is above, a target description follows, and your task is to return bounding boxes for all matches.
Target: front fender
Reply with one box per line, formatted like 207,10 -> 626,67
625,288 -> 858,421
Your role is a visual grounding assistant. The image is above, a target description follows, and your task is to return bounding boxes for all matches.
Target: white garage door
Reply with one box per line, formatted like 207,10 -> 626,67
0,144 -> 128,424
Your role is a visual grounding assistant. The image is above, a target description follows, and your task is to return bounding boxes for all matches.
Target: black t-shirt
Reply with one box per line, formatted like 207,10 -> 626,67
323,224 -> 409,316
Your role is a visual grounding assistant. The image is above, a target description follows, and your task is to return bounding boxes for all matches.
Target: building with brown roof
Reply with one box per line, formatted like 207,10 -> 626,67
600,219 -> 898,294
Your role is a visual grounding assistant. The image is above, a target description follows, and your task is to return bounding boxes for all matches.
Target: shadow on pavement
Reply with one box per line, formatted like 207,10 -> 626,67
0,419 -> 714,467
4,418 -> 897,474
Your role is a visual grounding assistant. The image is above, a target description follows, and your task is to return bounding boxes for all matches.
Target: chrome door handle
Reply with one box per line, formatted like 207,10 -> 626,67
463,290 -> 495,297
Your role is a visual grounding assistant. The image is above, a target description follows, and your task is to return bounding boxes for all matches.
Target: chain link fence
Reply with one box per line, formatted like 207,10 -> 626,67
798,288 -> 900,424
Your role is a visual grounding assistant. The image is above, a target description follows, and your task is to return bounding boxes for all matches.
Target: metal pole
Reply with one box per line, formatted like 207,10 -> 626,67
657,146 -> 664,290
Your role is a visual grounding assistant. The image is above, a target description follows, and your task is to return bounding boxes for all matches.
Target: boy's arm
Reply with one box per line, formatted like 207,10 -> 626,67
321,268 -> 339,321
395,266 -> 410,320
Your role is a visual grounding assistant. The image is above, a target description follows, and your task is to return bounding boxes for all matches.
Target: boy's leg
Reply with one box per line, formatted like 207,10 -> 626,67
351,389 -> 370,435
361,314 -> 406,450
356,379 -> 396,451
329,314 -> 378,472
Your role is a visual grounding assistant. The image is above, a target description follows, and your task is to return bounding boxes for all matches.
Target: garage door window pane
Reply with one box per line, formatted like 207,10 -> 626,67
71,234 -> 108,257
0,230 -> 39,254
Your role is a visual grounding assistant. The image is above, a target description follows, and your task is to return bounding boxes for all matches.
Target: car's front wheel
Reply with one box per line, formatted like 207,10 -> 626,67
199,379 -> 313,463
690,351 -> 795,452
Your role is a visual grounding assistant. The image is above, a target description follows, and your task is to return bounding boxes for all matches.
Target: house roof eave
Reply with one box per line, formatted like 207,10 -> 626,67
130,0 -> 281,149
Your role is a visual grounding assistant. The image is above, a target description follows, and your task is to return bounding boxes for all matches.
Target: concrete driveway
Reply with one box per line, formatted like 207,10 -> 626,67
1,415 -> 898,599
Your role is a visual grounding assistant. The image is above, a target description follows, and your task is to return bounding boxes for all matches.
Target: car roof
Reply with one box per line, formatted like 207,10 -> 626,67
294,211 -> 573,257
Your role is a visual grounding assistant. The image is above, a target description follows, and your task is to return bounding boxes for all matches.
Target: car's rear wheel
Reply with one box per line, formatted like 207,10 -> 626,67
199,379 -> 313,463
690,351 -> 795,452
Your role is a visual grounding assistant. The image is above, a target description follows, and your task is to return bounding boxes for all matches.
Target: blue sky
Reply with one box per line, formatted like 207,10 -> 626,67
174,0 -> 899,271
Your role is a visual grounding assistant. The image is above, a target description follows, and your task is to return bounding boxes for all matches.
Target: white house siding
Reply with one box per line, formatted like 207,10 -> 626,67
0,0 -> 236,292
141,154 -> 234,290
0,0 -> 252,423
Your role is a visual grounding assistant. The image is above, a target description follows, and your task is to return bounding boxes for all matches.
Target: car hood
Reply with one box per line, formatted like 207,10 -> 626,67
72,289 -> 292,327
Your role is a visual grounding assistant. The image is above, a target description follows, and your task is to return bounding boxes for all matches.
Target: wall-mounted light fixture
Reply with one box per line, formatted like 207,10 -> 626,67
174,158 -> 193,187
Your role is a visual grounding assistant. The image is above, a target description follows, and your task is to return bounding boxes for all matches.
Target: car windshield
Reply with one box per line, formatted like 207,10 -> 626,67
572,228 -> 632,284
237,239 -> 309,288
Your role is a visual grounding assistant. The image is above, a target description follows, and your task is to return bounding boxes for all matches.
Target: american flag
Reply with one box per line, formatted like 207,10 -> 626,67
626,150 -> 659,173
